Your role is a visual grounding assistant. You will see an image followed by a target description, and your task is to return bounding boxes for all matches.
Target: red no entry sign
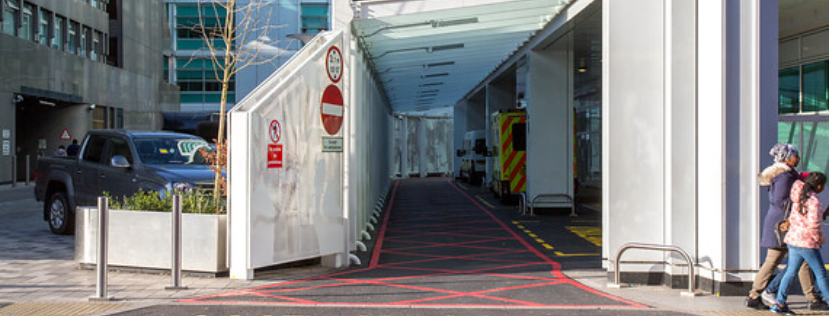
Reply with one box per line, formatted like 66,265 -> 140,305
320,85 -> 344,135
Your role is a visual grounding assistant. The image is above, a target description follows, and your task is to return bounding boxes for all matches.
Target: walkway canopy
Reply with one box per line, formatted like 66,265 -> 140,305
353,0 -> 572,114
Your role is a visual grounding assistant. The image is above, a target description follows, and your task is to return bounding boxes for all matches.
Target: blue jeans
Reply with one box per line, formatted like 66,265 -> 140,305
776,245 -> 829,305
767,263 -> 819,296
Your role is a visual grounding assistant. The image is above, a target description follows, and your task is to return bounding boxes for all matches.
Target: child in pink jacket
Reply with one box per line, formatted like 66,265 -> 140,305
773,172 -> 829,315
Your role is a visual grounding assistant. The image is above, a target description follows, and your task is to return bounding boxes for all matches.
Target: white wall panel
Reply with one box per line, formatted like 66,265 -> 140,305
528,39 -> 573,208
603,0 -> 665,268
229,32 -> 346,279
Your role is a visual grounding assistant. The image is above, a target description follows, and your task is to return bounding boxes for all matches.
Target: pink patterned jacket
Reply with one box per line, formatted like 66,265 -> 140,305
785,180 -> 825,249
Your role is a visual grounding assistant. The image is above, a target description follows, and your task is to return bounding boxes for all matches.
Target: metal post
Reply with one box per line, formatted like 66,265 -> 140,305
11,155 -> 17,187
166,194 -> 188,290
90,196 -> 113,301
608,242 -> 698,297
25,155 -> 30,186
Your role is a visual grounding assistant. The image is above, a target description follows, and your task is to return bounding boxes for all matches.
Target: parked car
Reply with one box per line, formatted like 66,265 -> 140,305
34,130 -> 217,235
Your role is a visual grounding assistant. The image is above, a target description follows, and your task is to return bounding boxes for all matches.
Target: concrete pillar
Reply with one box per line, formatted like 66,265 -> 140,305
453,101 -> 469,177
527,37 -> 573,208
400,117 -> 408,178
603,0 -> 778,293
418,117 -> 426,178
485,83 -> 515,187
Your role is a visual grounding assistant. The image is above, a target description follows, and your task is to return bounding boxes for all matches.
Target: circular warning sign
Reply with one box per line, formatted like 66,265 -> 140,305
326,46 -> 343,83
269,120 -> 281,143
320,85 -> 344,135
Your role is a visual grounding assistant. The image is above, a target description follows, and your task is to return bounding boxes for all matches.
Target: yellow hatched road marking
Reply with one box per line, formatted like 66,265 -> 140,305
566,226 -> 603,247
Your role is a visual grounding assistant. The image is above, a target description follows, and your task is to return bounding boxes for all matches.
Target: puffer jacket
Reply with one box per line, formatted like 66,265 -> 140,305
759,163 -> 801,249
785,180 -> 825,249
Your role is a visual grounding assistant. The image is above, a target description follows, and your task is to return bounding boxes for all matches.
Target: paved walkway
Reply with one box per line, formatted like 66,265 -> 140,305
0,180 -> 815,316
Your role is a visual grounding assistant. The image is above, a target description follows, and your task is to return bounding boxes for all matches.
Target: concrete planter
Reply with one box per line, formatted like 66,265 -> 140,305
75,207 -> 227,274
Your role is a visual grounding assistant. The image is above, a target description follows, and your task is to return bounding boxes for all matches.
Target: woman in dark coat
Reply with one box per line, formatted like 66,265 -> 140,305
746,143 -> 826,310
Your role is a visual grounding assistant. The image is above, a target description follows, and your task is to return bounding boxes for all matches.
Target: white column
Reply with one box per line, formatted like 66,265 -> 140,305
602,0 -> 666,270
454,102 -> 469,178
400,117 -> 408,178
527,37 -> 573,208
419,117 -> 427,178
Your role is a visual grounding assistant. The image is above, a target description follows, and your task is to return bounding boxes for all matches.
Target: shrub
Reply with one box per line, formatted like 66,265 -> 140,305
104,189 -> 226,214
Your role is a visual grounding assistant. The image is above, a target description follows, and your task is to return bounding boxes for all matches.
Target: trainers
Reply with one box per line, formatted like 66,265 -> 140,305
746,295 -> 768,310
761,291 -> 777,307
808,299 -> 829,310
771,303 -> 797,315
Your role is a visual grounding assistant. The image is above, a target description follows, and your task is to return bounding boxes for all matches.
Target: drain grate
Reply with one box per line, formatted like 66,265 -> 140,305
0,302 -> 131,316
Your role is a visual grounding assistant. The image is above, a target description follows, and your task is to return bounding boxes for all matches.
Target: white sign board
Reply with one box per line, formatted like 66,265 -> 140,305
2,140 -> 9,156
2,129 -> 9,139
322,137 -> 343,152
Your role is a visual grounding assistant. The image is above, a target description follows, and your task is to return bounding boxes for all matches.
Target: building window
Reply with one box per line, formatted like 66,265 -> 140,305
174,4 -> 226,50
301,3 -> 328,34
80,26 -> 89,57
52,15 -> 64,50
19,2 -> 32,41
802,61 -> 828,113
3,0 -> 19,36
779,66 -> 800,115
67,21 -> 77,54
175,57 -> 235,104
37,8 -> 49,45
92,31 -> 102,61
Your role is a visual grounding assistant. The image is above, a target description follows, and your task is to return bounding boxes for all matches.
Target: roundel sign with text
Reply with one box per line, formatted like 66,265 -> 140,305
320,85 -> 344,135
326,46 -> 343,83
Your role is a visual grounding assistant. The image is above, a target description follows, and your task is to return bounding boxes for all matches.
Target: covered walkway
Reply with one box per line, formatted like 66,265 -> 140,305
187,179 -> 641,308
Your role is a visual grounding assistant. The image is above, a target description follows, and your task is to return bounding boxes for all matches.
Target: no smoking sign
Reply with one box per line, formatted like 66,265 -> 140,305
268,120 -> 283,169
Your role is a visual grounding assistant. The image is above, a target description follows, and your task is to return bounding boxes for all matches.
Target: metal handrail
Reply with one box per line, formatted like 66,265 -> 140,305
529,193 -> 575,217
611,242 -> 697,296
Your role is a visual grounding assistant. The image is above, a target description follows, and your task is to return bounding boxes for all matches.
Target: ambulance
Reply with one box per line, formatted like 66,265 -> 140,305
490,109 -> 527,202
457,130 -> 487,185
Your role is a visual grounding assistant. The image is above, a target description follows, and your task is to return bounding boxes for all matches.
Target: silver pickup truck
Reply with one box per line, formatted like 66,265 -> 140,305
34,130 -> 217,235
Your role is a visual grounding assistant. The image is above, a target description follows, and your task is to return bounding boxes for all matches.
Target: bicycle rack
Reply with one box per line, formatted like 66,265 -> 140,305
609,242 -> 698,297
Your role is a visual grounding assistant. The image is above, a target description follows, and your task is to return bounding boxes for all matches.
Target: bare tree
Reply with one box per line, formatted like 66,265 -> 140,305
187,0 -> 288,212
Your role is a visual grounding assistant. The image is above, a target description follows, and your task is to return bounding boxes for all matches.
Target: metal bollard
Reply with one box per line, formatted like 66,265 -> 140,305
25,155 -> 30,186
166,194 -> 188,290
90,196 -> 113,301
11,155 -> 16,187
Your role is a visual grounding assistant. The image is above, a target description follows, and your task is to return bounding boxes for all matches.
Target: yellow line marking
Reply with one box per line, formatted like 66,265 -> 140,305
543,244 -> 554,249
528,233 -> 537,238
554,251 -> 600,257
523,230 -> 532,233
457,183 -> 468,190
516,225 -> 525,229
512,220 -> 540,223
534,238 -> 545,243
566,226 -> 603,247
475,195 -> 495,209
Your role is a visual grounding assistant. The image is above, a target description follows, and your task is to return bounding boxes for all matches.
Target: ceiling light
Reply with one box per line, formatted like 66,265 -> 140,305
419,82 -> 444,87
39,100 -> 56,106
429,43 -> 464,52
419,93 -> 438,98
424,61 -> 454,69
430,17 -> 479,28
420,89 -> 440,93
421,73 -> 448,79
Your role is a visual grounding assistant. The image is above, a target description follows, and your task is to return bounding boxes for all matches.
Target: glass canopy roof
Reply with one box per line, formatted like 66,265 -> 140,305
353,0 -> 571,114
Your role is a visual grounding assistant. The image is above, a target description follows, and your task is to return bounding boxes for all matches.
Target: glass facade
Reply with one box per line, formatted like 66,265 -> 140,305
176,57 -> 235,105
301,3 -> 328,34
2,0 -> 17,36
779,27 -> 829,173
